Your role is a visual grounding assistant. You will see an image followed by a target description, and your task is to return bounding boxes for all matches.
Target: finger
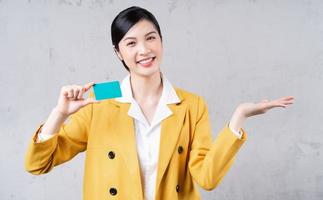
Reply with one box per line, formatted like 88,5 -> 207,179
268,96 -> 294,104
82,98 -> 100,106
61,86 -> 69,97
264,99 -> 294,110
266,101 -> 287,109
84,81 -> 95,92
67,88 -> 74,98
283,99 -> 294,103
268,104 -> 286,109
77,87 -> 85,99
77,86 -> 85,99
282,102 -> 293,106
281,96 -> 295,101
269,104 -> 284,109
281,99 -> 295,105
279,104 -> 288,108
63,90 -> 69,97
74,88 -> 80,99
277,97 -> 294,102
277,101 -> 295,108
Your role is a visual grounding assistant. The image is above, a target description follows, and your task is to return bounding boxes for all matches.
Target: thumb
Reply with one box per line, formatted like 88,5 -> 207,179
82,98 -> 100,106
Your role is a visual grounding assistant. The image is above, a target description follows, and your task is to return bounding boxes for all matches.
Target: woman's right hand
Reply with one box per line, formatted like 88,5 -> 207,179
55,82 -> 99,117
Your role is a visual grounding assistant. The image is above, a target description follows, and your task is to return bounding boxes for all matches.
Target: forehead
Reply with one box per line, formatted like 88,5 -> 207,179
123,19 -> 157,39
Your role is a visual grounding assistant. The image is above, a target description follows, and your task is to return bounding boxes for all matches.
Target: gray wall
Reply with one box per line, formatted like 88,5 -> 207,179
1,0 -> 322,199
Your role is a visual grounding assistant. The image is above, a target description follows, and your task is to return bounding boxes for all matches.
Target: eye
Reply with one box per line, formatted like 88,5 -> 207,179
147,36 -> 156,41
126,41 -> 136,46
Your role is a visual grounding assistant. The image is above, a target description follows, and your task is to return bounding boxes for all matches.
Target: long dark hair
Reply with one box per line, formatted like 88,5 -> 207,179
111,6 -> 163,71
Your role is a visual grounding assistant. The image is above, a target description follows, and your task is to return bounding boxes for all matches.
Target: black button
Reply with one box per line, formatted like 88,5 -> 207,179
109,187 -> 117,195
108,151 -> 115,159
176,184 -> 180,192
178,146 -> 184,154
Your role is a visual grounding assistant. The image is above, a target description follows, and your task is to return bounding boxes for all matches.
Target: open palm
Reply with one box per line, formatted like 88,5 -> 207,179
239,96 -> 295,118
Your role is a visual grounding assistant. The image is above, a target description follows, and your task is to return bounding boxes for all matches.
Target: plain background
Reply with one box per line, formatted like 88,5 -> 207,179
1,0 -> 322,199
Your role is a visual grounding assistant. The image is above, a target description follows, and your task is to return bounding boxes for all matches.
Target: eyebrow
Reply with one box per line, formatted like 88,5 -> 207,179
123,31 -> 157,41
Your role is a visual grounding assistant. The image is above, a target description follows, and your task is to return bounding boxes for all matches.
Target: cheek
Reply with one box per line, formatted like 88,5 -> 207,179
120,49 -> 136,62
152,42 -> 163,55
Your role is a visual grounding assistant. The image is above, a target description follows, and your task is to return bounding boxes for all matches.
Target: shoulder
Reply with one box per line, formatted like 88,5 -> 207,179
174,87 -> 198,100
174,87 -> 208,108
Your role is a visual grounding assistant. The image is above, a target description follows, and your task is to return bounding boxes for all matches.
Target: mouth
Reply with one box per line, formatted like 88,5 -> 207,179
137,56 -> 156,68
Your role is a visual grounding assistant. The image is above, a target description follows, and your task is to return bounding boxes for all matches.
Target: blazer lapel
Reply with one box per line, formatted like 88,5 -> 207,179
109,100 -> 144,198
155,99 -> 187,193
110,88 -> 187,197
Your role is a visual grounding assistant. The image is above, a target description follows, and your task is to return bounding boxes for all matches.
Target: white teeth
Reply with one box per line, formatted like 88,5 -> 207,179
139,57 -> 153,64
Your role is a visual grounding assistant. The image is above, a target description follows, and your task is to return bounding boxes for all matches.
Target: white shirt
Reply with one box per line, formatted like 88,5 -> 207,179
115,73 -> 181,200
37,73 -> 242,200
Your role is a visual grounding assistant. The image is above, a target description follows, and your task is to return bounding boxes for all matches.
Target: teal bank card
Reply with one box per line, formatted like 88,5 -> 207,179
93,81 -> 122,100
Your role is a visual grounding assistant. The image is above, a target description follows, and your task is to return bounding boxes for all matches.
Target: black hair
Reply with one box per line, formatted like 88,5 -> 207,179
111,6 -> 163,71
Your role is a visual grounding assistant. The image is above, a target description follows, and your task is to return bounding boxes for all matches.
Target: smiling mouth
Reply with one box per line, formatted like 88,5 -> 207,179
137,56 -> 156,67
137,56 -> 156,64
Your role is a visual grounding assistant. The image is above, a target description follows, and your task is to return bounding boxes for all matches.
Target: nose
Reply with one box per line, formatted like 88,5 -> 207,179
138,42 -> 151,55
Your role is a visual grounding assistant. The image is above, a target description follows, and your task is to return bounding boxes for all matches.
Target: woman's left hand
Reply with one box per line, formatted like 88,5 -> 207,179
238,96 -> 295,118
229,96 -> 295,132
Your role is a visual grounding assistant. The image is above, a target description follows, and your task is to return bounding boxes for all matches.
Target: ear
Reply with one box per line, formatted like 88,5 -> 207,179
113,45 -> 123,61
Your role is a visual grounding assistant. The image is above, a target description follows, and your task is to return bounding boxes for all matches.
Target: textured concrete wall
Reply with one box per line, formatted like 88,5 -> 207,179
1,0 -> 322,199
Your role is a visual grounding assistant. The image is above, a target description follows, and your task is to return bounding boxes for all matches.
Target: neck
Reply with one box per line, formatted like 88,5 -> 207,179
130,71 -> 163,103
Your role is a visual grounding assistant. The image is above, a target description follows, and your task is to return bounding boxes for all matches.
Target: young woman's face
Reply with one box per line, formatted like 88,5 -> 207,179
116,19 -> 163,77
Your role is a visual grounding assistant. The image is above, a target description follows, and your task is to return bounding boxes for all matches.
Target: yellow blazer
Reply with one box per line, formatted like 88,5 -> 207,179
25,88 -> 247,200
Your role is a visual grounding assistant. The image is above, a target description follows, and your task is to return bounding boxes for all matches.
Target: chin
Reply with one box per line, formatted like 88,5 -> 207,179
133,66 -> 160,78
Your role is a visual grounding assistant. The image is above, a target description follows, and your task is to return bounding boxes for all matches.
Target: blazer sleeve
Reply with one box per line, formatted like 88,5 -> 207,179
24,99 -> 93,175
188,96 -> 247,190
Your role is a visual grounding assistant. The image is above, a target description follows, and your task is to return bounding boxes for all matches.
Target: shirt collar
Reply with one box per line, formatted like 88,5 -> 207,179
115,73 -> 180,105
115,73 -> 180,128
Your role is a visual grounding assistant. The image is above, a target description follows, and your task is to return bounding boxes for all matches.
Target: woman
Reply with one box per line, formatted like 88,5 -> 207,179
25,6 -> 294,200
